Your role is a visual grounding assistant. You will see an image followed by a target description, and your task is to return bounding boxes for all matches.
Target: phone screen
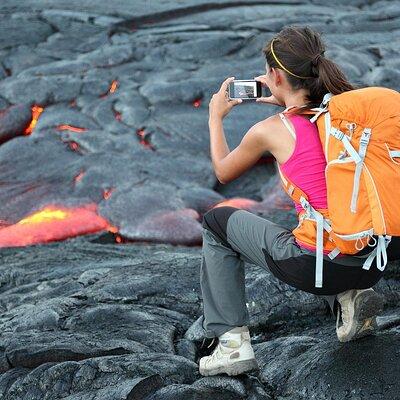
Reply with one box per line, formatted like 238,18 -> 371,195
229,80 -> 262,99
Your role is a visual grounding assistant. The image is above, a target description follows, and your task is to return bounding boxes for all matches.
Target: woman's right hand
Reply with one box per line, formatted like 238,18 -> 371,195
254,75 -> 284,106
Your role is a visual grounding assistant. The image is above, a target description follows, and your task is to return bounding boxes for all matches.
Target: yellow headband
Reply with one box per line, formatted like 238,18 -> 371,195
270,39 -> 313,80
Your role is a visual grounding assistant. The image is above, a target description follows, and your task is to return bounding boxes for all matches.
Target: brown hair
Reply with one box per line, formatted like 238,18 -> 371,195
262,25 -> 357,113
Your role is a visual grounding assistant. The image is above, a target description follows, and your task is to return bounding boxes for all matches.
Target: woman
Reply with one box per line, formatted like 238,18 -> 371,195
198,25 -> 396,377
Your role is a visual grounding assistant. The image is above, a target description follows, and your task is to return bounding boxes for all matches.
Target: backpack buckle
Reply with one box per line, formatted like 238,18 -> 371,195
360,128 -> 372,146
322,92 -> 333,105
331,128 -> 345,141
310,107 -> 328,123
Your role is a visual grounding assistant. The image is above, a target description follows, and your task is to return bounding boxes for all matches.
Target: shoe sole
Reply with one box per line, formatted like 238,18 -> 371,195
340,291 -> 384,343
200,358 -> 259,376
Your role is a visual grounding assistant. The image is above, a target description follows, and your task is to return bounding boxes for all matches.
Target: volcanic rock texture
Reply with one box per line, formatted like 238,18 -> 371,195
0,0 -> 399,399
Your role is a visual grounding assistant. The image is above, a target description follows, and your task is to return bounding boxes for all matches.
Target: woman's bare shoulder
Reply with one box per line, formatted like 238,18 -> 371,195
250,113 -> 296,164
252,113 -> 288,147
258,113 -> 283,126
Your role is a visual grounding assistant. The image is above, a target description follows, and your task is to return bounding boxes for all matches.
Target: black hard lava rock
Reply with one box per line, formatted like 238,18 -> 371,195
0,104 -> 32,144
0,0 -> 399,399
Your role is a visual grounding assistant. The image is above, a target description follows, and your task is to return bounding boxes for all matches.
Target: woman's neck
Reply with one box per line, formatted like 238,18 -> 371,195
283,91 -> 309,109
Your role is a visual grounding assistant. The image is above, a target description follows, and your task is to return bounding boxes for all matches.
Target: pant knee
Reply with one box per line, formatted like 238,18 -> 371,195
202,206 -> 240,246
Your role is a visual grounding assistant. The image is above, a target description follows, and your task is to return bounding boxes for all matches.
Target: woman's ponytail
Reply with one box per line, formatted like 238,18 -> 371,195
306,56 -> 356,105
262,25 -> 356,109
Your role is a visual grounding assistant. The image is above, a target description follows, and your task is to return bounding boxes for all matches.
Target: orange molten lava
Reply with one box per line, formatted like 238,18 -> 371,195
137,128 -> 145,137
0,219 -> 11,228
73,170 -> 85,183
108,225 -> 118,233
192,99 -> 201,108
213,198 -> 258,209
0,204 -> 113,248
24,105 -> 44,135
100,80 -> 119,98
57,125 -> 87,133
103,188 -> 114,200
109,80 -> 118,94
68,141 -> 80,152
136,128 -> 155,150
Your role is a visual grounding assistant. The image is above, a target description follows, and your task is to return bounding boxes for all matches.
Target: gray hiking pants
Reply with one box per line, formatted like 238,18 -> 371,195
200,206 -> 386,338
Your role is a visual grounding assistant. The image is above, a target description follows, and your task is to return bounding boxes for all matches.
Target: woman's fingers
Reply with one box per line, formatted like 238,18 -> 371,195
256,95 -> 283,106
255,96 -> 273,103
229,98 -> 243,106
254,75 -> 268,86
219,76 -> 235,93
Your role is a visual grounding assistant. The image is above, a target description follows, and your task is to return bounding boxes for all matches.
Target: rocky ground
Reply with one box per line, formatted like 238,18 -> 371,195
0,0 -> 399,399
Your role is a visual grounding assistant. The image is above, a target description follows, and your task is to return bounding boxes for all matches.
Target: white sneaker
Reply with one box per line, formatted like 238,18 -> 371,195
199,326 -> 259,376
336,288 -> 384,343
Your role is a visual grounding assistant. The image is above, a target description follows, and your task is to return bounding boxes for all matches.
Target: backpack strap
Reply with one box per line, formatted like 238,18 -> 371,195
276,163 -> 308,202
350,128 -> 371,212
277,163 -> 340,288
279,113 -> 296,140
362,235 -> 392,271
309,92 -> 333,123
299,197 -> 324,287
330,127 -> 362,163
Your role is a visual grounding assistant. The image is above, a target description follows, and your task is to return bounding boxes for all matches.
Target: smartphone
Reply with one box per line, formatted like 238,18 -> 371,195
228,79 -> 262,100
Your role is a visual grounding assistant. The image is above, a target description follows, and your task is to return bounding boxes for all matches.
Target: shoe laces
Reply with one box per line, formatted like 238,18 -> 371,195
205,341 -> 226,366
200,337 -> 216,350
210,343 -> 222,360
336,301 -> 350,330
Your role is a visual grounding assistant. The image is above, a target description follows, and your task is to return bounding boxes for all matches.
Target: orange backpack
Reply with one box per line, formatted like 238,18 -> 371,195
277,86 -> 400,288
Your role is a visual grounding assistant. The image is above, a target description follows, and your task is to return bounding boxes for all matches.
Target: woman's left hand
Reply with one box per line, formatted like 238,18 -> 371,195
209,77 -> 242,120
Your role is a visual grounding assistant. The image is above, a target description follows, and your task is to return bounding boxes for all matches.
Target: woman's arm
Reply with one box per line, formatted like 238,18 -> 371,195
207,76 -> 278,184
209,117 -> 273,184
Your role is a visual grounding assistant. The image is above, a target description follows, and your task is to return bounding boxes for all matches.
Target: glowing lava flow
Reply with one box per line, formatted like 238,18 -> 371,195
213,198 -> 258,209
0,219 -> 11,228
73,170 -> 85,183
192,99 -> 201,108
100,80 -> 119,98
24,105 -> 44,135
0,204 -> 115,248
136,128 -> 155,150
109,80 -> 118,94
57,125 -> 87,133
68,141 -> 80,152
103,188 -> 114,200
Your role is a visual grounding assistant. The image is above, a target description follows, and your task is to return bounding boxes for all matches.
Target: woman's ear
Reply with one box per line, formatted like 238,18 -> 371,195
272,68 -> 281,86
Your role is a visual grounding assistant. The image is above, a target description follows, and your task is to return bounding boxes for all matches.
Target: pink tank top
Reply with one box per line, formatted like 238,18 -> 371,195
278,113 -> 329,253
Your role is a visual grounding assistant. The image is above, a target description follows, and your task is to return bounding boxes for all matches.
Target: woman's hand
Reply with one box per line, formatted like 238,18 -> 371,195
254,75 -> 285,106
209,77 -> 242,120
